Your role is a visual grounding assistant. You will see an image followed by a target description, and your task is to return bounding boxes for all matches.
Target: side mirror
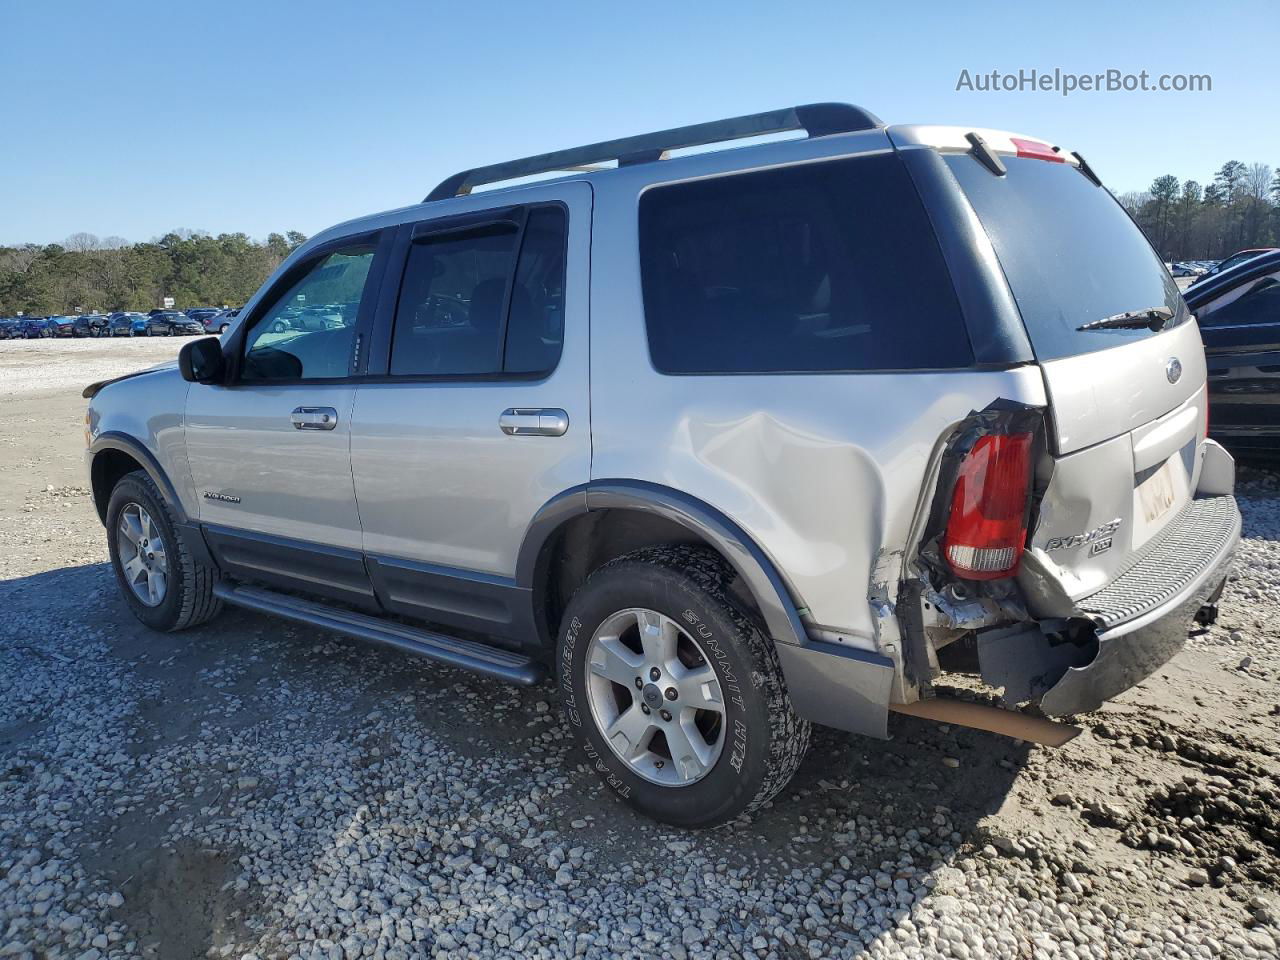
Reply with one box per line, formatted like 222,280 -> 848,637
178,337 -> 226,384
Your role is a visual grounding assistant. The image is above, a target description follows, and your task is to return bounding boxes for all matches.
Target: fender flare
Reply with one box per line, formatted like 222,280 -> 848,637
89,432 -> 188,524
515,479 -> 808,648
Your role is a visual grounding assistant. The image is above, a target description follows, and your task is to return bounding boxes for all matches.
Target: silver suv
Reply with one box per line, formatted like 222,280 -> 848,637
85,104 -> 1240,827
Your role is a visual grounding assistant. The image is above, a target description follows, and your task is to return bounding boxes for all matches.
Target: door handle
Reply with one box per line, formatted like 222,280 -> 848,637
499,408 -> 569,437
290,406 -> 338,431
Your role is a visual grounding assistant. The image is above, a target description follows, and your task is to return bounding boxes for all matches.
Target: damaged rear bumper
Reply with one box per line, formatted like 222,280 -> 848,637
1037,494 -> 1241,716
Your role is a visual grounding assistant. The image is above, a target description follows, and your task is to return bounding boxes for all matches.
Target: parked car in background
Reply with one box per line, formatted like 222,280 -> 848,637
0,318 -> 22,339
46,315 -> 77,337
1185,249 -> 1280,456
185,307 -> 221,328
108,312 -> 146,337
130,316 -> 150,337
81,314 -> 111,336
139,310 -> 204,336
1170,262 -> 1205,277
1190,248 -> 1277,287
22,318 -> 55,338
72,315 -> 97,338
203,308 -> 239,334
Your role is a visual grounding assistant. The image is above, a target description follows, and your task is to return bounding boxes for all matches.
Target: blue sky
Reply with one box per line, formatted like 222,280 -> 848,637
3,0 -> 1275,245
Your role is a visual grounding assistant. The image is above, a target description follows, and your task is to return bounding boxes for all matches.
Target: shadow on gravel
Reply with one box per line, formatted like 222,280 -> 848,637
3,560 -> 1035,958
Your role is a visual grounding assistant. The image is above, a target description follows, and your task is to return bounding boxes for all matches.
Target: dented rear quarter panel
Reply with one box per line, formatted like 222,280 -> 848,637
588,155 -> 1049,646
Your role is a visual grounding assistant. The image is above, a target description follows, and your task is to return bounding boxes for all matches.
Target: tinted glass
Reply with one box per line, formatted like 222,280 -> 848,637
242,244 -> 375,381
390,226 -> 518,376
947,154 -> 1187,361
505,207 -> 568,375
639,153 -> 971,374
1202,279 -> 1280,327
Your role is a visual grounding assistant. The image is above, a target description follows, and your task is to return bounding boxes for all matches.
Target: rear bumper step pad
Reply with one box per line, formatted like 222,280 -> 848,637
213,582 -> 545,686
1039,494 -> 1240,717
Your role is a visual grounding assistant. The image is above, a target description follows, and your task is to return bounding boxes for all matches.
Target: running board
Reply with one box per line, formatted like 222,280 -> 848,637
212,583 -> 546,686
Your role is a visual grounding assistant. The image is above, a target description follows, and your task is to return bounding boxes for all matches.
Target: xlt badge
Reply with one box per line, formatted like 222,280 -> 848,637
1045,518 -> 1121,552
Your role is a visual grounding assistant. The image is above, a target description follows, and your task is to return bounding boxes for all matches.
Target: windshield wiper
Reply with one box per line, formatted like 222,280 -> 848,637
1076,305 -> 1173,332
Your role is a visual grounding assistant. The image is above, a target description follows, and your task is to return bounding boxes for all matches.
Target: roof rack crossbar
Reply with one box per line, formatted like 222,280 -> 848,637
424,102 -> 882,202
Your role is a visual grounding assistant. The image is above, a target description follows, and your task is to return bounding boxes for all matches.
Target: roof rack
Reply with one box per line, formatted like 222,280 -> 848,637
423,102 -> 882,202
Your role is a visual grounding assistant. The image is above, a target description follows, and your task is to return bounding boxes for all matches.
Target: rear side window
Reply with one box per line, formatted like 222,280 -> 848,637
1201,278 -> 1280,327
947,154 -> 1187,362
639,153 -> 972,374
389,206 -> 568,377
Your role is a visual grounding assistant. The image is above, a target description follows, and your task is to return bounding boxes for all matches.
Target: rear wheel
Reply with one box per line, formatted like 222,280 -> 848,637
106,471 -> 221,631
557,545 -> 810,827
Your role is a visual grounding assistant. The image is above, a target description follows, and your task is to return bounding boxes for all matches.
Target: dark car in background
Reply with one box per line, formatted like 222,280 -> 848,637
21,318 -> 55,338
81,313 -> 111,336
72,315 -> 98,337
46,315 -> 77,337
0,318 -> 23,339
1185,249 -> 1280,456
108,312 -> 146,336
140,310 -> 203,336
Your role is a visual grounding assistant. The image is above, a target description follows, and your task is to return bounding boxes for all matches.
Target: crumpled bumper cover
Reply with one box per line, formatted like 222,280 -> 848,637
1039,495 -> 1241,717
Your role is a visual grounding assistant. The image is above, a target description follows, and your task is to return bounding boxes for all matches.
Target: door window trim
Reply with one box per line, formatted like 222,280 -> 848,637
364,200 -> 570,382
222,228 -> 394,387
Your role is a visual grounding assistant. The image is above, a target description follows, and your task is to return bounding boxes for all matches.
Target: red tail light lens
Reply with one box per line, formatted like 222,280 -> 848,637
942,432 -> 1034,580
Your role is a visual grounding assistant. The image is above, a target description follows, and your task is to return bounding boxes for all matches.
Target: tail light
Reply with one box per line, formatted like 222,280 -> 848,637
942,432 -> 1034,580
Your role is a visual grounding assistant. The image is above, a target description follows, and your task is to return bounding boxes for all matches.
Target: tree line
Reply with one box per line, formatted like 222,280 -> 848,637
0,230 -> 308,315
4,158 -> 1278,316
1118,160 -> 1280,262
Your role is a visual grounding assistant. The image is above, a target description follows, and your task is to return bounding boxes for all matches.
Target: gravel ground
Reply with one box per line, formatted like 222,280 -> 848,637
0,339 -> 1277,959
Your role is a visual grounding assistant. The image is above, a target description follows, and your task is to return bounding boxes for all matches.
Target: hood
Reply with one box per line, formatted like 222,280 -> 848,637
83,360 -> 179,399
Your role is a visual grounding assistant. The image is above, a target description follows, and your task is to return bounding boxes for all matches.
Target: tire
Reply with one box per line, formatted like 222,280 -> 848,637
106,470 -> 222,632
219,324 -> 229,334
271,320 -> 286,334
557,545 -> 811,828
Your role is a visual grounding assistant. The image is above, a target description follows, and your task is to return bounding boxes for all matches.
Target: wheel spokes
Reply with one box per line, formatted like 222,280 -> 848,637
605,705 -> 657,760
636,609 -> 677,667
146,570 -> 166,605
674,662 -> 724,714
123,553 -> 146,583
119,510 -> 143,546
589,634 -> 643,687
665,715 -> 715,783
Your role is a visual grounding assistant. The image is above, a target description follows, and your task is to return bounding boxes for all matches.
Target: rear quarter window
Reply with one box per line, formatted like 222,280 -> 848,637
639,153 -> 973,374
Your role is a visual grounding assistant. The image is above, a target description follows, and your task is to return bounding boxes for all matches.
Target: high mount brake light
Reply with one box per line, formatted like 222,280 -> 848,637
942,433 -> 1034,580
1010,137 -> 1065,163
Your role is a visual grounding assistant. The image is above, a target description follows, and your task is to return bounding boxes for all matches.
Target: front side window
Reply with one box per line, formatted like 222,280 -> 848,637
389,205 -> 568,377
241,243 -> 377,381
639,153 -> 972,374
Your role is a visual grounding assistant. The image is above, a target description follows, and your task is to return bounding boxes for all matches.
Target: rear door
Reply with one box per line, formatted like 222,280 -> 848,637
946,152 -> 1207,599
349,182 -> 591,640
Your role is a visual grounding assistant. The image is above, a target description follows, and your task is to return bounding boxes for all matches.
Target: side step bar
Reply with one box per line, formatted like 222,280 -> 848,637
212,582 -> 546,686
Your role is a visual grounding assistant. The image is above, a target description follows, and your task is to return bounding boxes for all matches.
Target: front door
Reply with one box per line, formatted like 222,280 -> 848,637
185,233 -> 388,605
350,183 -> 592,639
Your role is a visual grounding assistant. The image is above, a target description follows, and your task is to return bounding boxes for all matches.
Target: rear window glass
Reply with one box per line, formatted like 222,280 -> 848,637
946,154 -> 1186,362
639,153 -> 973,374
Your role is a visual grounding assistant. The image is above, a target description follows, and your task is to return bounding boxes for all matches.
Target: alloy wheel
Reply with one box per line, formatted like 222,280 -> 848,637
584,607 -> 726,786
116,502 -> 169,607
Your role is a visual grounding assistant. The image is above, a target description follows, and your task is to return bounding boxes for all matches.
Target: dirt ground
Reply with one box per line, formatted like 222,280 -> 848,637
0,337 -> 1276,959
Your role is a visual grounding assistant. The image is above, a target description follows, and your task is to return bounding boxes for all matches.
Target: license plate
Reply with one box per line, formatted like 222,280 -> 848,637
1137,459 -> 1178,525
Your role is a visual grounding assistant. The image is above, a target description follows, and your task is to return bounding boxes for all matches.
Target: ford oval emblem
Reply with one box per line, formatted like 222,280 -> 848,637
1166,357 -> 1182,384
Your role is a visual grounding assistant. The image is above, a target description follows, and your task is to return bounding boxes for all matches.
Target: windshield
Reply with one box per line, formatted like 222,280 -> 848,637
946,154 -> 1186,361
